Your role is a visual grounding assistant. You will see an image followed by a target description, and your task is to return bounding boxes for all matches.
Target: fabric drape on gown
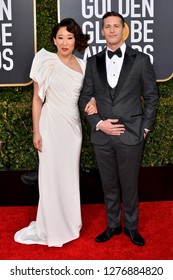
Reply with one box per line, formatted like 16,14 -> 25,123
14,49 -> 85,247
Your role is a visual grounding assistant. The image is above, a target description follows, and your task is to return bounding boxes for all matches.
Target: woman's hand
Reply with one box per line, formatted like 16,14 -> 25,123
33,131 -> 42,152
85,97 -> 98,115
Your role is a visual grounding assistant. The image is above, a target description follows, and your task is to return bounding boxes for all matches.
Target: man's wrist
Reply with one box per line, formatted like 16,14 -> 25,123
96,120 -> 103,131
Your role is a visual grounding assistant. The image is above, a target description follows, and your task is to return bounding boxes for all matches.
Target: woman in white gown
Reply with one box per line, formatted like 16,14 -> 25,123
14,18 -> 97,247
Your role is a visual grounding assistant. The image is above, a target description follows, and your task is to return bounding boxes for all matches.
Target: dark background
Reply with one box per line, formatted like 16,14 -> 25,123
0,0 -> 35,85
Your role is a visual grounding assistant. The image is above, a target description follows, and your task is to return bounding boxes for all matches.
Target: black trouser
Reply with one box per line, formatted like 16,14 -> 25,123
93,137 -> 144,229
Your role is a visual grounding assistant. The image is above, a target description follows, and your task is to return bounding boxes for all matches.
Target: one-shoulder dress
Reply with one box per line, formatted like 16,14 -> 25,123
14,48 -> 86,247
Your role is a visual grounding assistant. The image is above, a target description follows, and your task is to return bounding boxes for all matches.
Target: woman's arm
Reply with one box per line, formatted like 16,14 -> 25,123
32,81 -> 43,152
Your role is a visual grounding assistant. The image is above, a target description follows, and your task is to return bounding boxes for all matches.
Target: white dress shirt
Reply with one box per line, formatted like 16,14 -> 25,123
106,43 -> 126,88
96,43 -> 126,129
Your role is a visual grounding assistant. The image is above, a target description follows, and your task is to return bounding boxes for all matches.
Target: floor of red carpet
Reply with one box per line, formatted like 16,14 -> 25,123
0,202 -> 173,260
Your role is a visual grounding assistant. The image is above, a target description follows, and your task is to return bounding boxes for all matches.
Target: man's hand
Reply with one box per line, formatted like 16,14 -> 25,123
144,130 -> 149,139
97,119 -> 125,135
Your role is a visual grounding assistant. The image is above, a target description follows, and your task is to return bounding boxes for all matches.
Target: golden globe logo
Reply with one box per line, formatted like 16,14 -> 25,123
123,23 -> 129,41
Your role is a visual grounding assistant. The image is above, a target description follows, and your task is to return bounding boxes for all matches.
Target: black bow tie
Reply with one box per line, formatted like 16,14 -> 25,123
107,48 -> 122,59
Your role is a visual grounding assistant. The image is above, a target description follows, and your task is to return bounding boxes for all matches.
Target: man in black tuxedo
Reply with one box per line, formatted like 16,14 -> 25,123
79,11 -> 159,246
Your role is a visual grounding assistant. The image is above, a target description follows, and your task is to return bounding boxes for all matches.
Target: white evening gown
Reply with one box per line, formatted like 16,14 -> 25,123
14,49 -> 85,247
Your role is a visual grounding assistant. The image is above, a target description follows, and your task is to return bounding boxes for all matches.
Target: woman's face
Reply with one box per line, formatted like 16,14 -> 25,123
54,26 -> 75,56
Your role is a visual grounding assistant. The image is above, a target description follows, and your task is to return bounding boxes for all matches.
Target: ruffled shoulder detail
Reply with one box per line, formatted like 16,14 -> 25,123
30,48 -> 57,102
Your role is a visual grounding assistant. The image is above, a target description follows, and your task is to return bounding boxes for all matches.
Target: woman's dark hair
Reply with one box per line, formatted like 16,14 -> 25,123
102,11 -> 125,28
51,18 -> 89,52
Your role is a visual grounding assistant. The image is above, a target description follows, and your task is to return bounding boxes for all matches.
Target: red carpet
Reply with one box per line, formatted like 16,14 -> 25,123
0,202 -> 173,260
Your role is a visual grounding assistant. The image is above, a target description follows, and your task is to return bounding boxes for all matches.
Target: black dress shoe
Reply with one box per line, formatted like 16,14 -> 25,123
124,228 -> 145,246
21,171 -> 38,186
95,226 -> 122,242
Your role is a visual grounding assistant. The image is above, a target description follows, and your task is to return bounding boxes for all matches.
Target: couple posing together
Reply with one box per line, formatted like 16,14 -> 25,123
14,11 -> 158,248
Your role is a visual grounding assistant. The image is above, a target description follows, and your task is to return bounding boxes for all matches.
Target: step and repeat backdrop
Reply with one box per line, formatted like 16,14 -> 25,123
0,0 -> 36,86
58,0 -> 173,82
0,0 -> 172,86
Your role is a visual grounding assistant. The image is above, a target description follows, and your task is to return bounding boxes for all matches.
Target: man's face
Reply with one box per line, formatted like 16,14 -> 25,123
102,16 -> 125,50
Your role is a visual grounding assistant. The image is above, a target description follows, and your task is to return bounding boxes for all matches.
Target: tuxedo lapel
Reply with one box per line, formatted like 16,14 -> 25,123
113,48 -> 136,102
96,50 -> 107,89
96,50 -> 113,100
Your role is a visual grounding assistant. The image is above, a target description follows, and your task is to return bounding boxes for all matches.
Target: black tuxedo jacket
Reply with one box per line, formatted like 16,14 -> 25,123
79,45 -> 159,145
